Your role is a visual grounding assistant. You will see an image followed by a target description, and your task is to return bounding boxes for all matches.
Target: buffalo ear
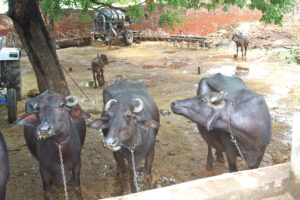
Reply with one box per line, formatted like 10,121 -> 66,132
14,113 -> 39,127
71,108 -> 91,119
143,120 -> 160,129
87,119 -> 104,129
206,111 -> 220,131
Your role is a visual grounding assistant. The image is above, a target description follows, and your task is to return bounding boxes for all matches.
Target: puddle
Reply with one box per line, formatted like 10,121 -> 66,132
211,54 -> 247,62
79,81 -> 95,87
206,65 -> 236,76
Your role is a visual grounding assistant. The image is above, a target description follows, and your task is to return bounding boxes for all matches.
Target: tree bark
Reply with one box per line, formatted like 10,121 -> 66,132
7,0 -> 70,94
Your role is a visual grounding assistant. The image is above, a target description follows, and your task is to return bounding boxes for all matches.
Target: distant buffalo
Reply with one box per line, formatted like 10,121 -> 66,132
171,73 -> 272,172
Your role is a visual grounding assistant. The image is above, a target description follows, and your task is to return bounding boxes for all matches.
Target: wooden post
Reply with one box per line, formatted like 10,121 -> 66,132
198,67 -> 201,75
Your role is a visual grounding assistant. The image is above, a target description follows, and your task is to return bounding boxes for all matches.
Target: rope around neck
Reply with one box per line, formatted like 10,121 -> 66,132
54,135 -> 70,200
122,127 -> 141,192
228,102 -> 249,169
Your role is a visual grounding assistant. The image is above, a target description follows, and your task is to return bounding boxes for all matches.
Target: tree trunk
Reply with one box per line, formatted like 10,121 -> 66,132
7,0 -> 70,94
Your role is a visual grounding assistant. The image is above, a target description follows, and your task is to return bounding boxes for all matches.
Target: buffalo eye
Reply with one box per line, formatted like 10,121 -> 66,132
198,97 -> 205,103
124,113 -> 132,121
58,103 -> 65,109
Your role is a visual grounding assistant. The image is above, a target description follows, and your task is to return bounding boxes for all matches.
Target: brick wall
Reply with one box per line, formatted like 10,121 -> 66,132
130,6 -> 262,36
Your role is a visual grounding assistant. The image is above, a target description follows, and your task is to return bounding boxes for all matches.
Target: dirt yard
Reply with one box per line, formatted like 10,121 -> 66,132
0,22 -> 299,200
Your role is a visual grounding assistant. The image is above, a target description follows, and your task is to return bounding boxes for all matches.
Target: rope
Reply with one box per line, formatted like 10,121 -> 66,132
61,65 -> 95,107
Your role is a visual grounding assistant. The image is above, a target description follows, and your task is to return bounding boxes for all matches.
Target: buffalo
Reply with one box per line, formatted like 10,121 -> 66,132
14,91 -> 89,200
88,79 -> 160,194
0,131 -> 9,200
171,73 -> 272,172
91,54 -> 108,87
232,33 -> 249,59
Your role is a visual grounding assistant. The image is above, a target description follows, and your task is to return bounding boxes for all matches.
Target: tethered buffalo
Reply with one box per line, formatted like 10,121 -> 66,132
88,79 -> 160,194
0,131 -> 9,200
171,73 -> 272,172
14,91 -> 89,200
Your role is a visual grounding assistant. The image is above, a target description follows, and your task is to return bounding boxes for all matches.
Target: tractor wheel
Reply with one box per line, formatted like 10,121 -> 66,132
7,88 -> 17,123
123,30 -> 133,46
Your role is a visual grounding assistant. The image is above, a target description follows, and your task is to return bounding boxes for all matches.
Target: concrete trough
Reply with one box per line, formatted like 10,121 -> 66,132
102,108 -> 300,200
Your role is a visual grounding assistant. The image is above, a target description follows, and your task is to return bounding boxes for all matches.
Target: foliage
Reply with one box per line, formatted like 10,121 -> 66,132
35,0 -> 298,26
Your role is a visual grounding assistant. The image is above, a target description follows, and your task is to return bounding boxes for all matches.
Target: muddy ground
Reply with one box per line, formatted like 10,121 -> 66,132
0,23 -> 300,199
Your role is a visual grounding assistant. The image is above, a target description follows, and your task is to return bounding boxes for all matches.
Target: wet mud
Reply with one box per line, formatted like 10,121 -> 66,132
0,40 -> 298,199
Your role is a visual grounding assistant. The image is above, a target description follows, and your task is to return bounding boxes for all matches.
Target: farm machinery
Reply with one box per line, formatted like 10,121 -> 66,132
92,8 -> 135,45
0,47 -> 21,123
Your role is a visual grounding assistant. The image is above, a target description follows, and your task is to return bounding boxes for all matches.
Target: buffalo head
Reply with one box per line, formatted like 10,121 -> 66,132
88,98 -> 160,152
171,91 -> 227,131
14,94 -> 90,139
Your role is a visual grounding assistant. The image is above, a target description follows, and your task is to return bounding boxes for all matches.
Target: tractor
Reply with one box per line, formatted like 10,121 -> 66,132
92,8 -> 134,45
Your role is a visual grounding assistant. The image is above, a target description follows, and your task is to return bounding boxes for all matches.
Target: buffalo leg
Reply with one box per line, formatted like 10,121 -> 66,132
244,43 -> 248,57
40,165 -> 52,200
96,73 -> 101,88
72,159 -> 82,200
93,72 -> 97,87
215,151 -> 225,163
234,45 -> 239,58
241,44 -> 244,59
0,185 -> 6,200
144,147 -> 155,190
100,69 -> 105,86
224,144 -> 238,172
113,152 -> 131,194
206,145 -> 215,170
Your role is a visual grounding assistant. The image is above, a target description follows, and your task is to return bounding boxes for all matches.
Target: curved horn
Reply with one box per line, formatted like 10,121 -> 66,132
133,98 -> 144,113
105,99 -> 117,111
210,91 -> 227,105
65,95 -> 79,107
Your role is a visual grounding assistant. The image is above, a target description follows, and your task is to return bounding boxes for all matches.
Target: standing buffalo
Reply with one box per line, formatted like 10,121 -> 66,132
91,54 -> 108,87
88,79 -> 160,194
232,33 -> 249,59
0,131 -> 9,200
171,73 -> 272,172
14,92 -> 89,200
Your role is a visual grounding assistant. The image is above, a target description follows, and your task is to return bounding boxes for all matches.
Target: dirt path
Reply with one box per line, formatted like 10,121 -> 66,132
0,38 -> 298,199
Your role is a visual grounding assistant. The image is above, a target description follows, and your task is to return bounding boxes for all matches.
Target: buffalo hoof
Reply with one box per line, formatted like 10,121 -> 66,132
43,191 -> 51,200
234,54 -> 238,58
74,187 -> 82,200
144,174 -> 152,190
215,152 -> 225,163
206,160 -> 215,170
121,174 -> 131,195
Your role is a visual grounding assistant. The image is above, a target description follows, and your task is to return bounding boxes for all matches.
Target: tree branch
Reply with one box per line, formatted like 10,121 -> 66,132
90,0 -> 127,12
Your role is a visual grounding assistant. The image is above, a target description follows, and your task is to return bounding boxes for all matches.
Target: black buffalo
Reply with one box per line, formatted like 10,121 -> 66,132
14,91 -> 89,200
0,131 -> 9,200
171,73 -> 272,172
88,79 -> 160,194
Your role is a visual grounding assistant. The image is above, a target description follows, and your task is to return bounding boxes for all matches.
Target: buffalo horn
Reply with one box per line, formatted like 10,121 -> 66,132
65,95 -> 79,107
105,99 -> 117,111
133,98 -> 144,113
210,91 -> 227,104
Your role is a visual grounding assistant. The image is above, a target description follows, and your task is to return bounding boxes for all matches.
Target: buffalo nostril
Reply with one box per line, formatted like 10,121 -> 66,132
171,102 -> 176,106
111,138 -> 118,146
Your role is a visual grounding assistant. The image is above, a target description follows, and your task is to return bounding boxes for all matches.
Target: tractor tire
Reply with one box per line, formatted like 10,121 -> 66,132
123,30 -> 133,46
6,60 -> 22,101
7,88 -> 17,123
